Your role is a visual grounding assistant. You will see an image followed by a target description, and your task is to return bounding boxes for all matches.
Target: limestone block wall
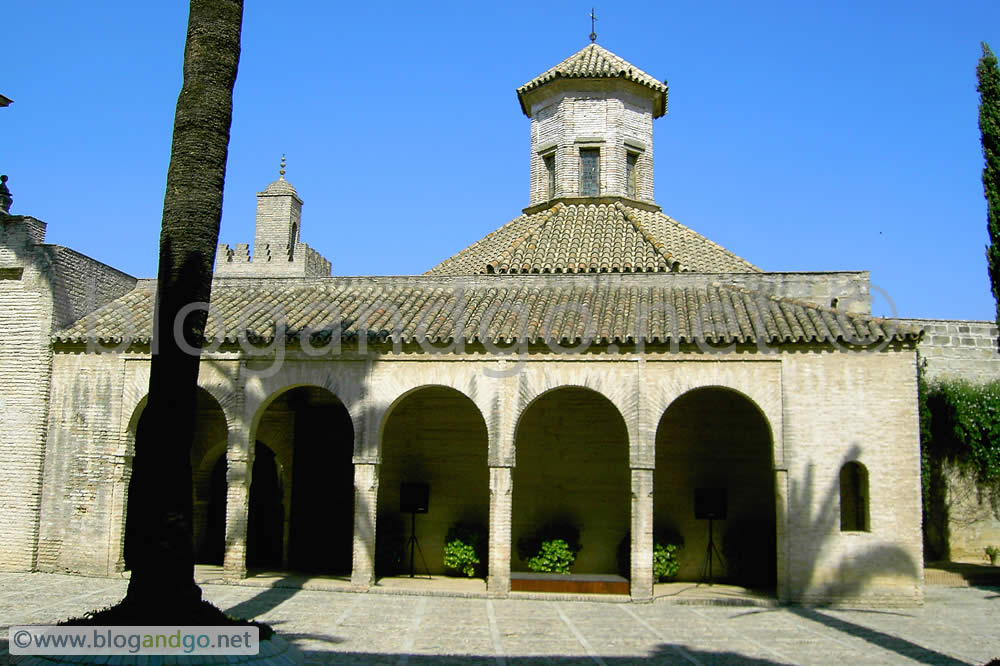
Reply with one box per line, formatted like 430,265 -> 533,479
902,318 -> 1000,383
902,318 -> 1000,562
780,347 -> 923,605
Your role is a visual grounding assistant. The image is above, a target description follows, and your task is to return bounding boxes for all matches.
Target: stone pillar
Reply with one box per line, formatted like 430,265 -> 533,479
351,462 -> 379,589
630,468 -> 654,600
223,427 -> 253,578
487,466 -> 513,596
774,468 -> 789,603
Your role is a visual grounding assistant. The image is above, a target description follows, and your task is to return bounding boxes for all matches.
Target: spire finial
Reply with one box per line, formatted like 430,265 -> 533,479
279,154 -> 286,180
589,8 -> 597,43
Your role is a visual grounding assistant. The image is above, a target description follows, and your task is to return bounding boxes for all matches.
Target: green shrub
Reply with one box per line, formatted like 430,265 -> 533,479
616,530 -> 684,581
987,544 -> 1000,565
527,539 -> 576,573
653,543 -> 681,581
443,523 -> 486,577
922,378 -> 1000,486
518,521 -> 581,573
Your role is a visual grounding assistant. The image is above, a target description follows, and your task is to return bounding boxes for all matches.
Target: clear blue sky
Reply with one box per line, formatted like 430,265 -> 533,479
5,1 -> 1000,320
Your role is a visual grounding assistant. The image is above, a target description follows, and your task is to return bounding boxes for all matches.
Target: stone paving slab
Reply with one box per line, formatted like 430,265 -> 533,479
1,573 -> 998,665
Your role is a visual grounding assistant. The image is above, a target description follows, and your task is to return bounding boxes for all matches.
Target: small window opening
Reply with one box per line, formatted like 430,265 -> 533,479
839,461 -> 870,532
580,148 -> 600,196
543,153 -> 556,199
0,267 -> 24,280
626,151 -> 639,198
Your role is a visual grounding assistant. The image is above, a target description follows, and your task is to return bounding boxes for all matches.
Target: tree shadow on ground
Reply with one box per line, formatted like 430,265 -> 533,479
222,581 -> 302,621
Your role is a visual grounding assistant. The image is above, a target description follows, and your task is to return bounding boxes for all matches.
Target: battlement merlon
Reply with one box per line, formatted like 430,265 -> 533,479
214,241 -> 331,277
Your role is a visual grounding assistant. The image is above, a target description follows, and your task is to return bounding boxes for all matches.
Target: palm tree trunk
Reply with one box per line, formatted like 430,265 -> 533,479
124,0 -> 243,613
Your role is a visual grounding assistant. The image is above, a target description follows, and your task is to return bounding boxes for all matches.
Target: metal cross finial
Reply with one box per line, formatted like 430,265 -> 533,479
589,8 -> 597,43
279,154 -> 286,179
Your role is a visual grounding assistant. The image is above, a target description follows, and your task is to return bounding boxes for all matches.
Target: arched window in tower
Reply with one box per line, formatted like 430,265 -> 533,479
839,461 -> 869,532
543,153 -> 556,199
580,148 -> 600,196
626,151 -> 639,198
289,222 -> 298,260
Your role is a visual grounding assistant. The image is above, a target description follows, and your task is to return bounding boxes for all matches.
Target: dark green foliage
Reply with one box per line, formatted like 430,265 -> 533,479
922,379 -> 1000,484
517,521 -> 581,573
527,539 -> 577,573
443,523 -> 486,577
920,375 -> 1000,558
616,530 -> 684,580
979,42 -> 1000,327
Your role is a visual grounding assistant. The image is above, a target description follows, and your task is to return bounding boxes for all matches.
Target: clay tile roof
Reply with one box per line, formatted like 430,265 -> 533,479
425,199 -> 759,276
517,44 -> 668,117
52,276 -> 922,349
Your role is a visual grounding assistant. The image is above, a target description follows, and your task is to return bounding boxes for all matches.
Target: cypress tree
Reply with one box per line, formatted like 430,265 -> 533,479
978,42 -> 1000,327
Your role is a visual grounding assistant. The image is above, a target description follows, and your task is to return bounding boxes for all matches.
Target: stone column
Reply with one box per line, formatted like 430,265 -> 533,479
487,466 -> 513,596
774,468 -> 789,603
223,426 -> 253,579
630,468 -> 654,600
351,462 -> 379,589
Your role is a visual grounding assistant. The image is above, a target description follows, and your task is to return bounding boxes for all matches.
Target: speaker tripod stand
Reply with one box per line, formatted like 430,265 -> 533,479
407,510 -> 430,578
700,517 -> 726,585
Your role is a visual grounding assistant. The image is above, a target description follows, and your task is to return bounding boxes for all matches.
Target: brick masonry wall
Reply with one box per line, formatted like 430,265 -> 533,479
0,216 -> 135,573
36,352 -> 127,574
35,345 -> 924,604
780,348 -> 923,605
528,85 -> 655,206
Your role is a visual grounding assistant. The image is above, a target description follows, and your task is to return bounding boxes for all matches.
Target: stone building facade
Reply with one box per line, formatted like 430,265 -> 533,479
0,43 -> 947,606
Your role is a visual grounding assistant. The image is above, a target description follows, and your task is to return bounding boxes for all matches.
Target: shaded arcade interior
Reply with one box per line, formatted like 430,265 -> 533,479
654,387 -> 777,586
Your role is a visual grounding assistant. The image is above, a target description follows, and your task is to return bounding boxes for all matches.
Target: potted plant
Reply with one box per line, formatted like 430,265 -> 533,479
517,522 -> 582,574
986,545 -> 999,566
443,523 -> 487,577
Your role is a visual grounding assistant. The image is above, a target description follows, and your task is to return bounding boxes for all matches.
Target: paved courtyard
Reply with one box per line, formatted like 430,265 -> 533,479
1,572 -> 998,664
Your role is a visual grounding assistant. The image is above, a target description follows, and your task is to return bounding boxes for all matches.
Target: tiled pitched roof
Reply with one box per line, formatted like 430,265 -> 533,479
426,200 -> 759,276
517,44 -> 668,116
52,275 -> 920,348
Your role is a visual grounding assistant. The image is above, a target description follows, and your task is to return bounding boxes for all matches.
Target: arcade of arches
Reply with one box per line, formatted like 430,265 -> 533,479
121,381 -> 781,598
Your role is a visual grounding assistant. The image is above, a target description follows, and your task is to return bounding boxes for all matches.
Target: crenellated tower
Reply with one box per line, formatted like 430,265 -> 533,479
215,157 -> 331,277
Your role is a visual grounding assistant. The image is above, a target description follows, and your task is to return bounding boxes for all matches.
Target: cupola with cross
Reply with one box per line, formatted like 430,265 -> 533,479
517,42 -> 668,207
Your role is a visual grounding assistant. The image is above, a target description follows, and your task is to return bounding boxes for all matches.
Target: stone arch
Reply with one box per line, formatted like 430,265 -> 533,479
375,385 -> 490,577
651,365 -> 783,468
654,385 -> 777,587
121,387 -> 230,568
512,385 -> 630,575
512,372 -> 639,466
368,367 -> 498,462
249,383 -> 355,575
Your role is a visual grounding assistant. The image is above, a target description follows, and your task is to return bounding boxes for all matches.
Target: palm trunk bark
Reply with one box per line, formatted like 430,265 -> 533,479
124,0 -> 243,614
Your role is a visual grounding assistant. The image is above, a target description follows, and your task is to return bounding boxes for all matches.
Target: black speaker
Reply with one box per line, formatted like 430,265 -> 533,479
400,483 -> 429,514
694,487 -> 727,520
